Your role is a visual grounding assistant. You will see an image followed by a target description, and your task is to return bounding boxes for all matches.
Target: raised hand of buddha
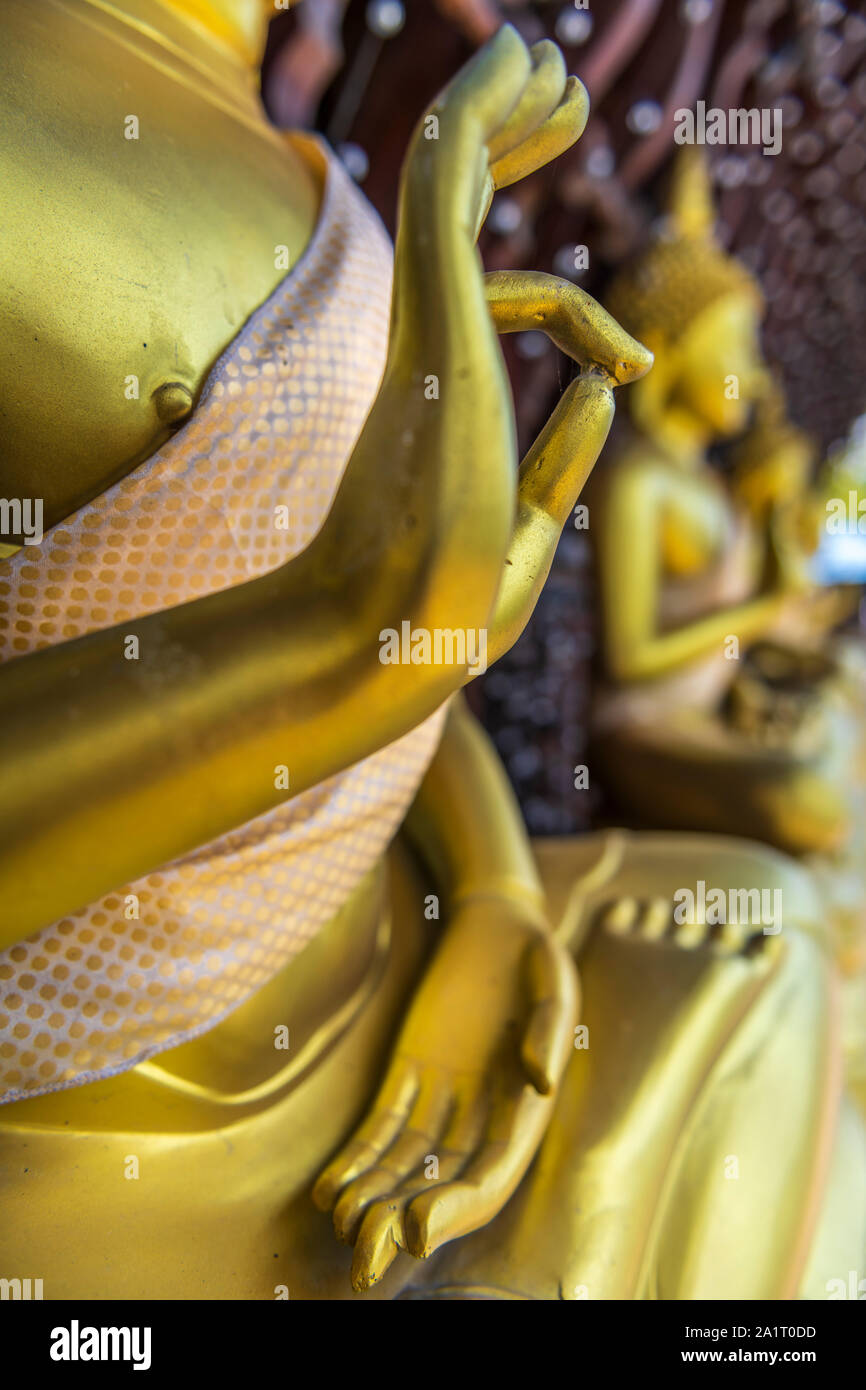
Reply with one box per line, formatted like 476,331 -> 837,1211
345,23 -> 651,675
312,891 -> 577,1290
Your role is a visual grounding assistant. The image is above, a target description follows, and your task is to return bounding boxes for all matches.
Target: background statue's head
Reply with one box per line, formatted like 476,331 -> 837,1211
606,148 -> 767,442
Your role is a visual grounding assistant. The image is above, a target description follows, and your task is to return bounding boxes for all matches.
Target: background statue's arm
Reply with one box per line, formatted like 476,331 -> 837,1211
0,28 -> 612,946
597,464 -> 788,683
0,31 -> 545,943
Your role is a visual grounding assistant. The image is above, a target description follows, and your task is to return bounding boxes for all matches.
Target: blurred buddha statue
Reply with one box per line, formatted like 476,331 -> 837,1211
590,150 -> 866,1135
0,5 -> 862,1301
591,149 -> 865,872
729,397 -> 866,1109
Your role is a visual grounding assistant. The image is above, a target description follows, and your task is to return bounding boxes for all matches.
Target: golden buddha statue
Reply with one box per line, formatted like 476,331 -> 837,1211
0,4 -> 863,1300
591,148 -> 865,867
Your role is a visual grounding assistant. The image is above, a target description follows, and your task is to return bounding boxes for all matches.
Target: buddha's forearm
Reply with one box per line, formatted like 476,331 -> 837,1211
404,695 -> 546,918
609,591 -> 787,682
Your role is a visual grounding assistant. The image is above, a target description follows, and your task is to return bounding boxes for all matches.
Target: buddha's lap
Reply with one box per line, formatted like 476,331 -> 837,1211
0,830 -> 852,1297
594,697 -> 859,856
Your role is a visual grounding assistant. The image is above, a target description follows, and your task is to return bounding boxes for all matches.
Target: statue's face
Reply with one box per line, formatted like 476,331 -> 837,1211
672,294 -> 767,438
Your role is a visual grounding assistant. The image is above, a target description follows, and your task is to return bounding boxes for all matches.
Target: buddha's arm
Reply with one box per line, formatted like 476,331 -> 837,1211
0,29 -> 634,945
315,693 -> 578,1286
0,29 -> 528,942
598,464 -> 788,683
404,694 -> 546,919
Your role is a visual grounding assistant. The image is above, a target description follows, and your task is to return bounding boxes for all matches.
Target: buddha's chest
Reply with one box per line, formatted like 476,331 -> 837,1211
0,0 -> 319,540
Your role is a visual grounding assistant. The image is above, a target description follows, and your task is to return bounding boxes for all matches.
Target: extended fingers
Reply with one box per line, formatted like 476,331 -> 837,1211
350,1149 -> 468,1291
334,1127 -> 441,1246
472,40 -> 567,240
490,74 -> 589,189
399,25 -> 530,266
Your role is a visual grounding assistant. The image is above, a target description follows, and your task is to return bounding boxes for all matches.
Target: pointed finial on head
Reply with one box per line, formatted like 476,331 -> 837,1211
666,146 -> 716,240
